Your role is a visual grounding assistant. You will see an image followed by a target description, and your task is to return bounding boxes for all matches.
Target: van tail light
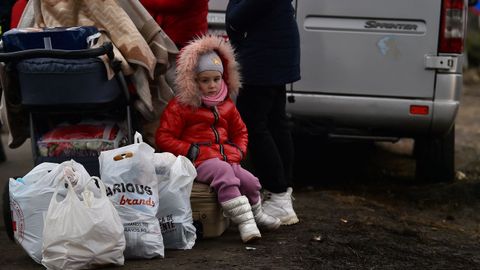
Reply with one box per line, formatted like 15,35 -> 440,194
439,0 -> 467,53
410,105 -> 430,115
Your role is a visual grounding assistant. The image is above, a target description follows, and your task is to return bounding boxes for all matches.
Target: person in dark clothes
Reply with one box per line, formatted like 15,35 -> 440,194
226,0 -> 301,225
0,0 -> 16,36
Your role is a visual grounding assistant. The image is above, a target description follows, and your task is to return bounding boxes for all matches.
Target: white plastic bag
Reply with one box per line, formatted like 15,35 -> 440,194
99,132 -> 164,259
9,160 -> 98,264
154,152 -> 197,249
42,177 -> 126,270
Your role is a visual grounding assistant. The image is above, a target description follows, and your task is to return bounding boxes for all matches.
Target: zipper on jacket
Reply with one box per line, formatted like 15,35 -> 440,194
227,141 -> 244,160
210,107 -> 227,161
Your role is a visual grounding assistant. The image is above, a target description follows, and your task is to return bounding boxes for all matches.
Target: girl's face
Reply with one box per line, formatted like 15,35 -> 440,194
197,71 -> 222,96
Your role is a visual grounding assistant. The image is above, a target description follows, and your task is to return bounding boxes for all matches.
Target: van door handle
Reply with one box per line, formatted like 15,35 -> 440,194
424,55 -> 458,70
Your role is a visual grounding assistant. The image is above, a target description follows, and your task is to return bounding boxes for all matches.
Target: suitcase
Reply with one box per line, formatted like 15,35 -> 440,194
1,26 -> 98,52
190,182 -> 230,239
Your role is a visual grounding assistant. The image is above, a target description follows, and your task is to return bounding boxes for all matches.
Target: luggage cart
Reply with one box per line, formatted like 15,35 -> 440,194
0,41 -> 136,241
0,42 -> 134,174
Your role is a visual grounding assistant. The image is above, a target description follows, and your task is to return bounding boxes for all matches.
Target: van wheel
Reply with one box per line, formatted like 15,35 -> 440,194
414,126 -> 455,184
2,179 -> 14,241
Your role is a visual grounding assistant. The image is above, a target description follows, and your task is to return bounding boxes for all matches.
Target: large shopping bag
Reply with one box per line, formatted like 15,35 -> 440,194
154,152 -> 197,249
99,132 -> 164,259
9,160 -> 98,264
42,177 -> 125,270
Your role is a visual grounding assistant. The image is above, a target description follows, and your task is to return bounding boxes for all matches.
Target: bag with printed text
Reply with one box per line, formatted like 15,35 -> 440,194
99,132 -> 164,259
154,152 -> 197,249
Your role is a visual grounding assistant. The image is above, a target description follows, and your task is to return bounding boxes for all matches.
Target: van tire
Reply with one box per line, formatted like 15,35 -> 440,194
414,126 -> 455,183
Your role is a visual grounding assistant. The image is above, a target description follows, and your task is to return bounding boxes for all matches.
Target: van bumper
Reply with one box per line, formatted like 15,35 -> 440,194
286,74 -> 461,138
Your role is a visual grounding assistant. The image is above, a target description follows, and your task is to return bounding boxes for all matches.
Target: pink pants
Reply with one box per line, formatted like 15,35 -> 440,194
196,158 -> 262,204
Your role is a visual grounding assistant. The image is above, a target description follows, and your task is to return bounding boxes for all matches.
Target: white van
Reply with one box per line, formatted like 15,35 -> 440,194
208,0 -> 475,183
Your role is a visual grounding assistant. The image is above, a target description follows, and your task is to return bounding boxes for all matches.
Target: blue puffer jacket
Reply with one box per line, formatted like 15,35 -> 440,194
226,0 -> 301,85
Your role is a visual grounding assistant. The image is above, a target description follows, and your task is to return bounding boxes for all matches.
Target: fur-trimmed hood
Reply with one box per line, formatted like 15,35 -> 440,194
176,35 -> 241,108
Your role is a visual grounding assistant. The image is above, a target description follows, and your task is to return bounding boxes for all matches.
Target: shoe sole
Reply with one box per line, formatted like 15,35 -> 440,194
242,234 -> 261,243
280,216 -> 299,226
259,221 -> 281,231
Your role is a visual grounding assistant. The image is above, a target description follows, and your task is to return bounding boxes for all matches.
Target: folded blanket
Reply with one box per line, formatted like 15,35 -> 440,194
0,0 -> 179,148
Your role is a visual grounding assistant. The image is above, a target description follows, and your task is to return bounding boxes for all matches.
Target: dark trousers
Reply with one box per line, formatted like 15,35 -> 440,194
236,84 -> 294,193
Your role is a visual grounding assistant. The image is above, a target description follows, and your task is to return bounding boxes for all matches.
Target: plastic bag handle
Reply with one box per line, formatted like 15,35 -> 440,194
134,132 -> 143,144
84,176 -> 108,199
51,175 -> 106,205
51,174 -> 77,204
111,132 -> 142,161
81,177 -> 107,208
113,151 -> 133,161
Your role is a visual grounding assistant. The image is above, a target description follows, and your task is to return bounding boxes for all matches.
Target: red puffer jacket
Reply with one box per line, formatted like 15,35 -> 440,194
140,0 -> 208,48
10,0 -> 28,29
156,97 -> 248,167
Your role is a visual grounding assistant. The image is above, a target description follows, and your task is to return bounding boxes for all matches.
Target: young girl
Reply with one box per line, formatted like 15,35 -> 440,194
155,35 -> 280,243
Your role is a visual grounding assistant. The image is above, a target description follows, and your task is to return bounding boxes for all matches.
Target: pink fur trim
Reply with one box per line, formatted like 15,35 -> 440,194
176,35 -> 241,107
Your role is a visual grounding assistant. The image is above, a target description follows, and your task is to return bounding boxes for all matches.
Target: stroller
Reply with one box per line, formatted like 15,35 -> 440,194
0,27 -> 136,241
0,27 -> 134,174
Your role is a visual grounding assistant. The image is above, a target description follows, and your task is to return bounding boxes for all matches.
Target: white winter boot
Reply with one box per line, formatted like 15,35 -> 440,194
221,195 -> 261,243
251,200 -> 281,230
262,187 -> 299,225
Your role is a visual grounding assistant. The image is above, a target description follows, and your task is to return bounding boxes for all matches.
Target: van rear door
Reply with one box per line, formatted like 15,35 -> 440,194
293,0 -> 441,99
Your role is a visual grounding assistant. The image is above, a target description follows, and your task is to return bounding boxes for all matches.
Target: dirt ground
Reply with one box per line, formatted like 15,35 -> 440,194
1,82 -> 480,269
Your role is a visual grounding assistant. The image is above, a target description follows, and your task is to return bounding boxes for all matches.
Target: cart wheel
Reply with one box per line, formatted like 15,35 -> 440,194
193,220 -> 204,240
0,142 -> 6,163
2,179 -> 14,241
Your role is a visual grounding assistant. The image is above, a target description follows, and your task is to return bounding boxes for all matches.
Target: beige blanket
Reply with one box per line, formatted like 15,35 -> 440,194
0,0 -> 178,148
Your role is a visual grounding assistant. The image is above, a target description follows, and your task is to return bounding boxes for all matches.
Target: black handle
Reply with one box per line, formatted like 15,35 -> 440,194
0,42 -> 114,62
